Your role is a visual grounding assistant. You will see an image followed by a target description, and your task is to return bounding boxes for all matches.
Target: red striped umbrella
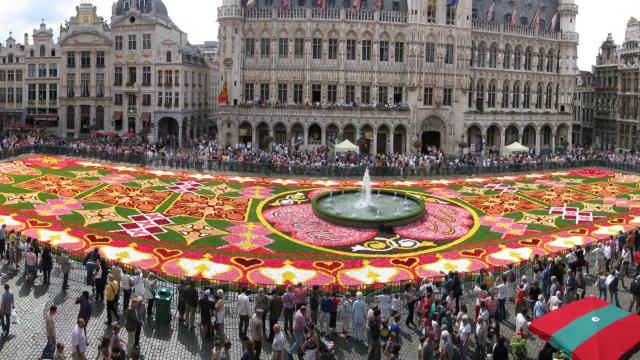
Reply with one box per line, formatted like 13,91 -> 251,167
530,297 -> 640,360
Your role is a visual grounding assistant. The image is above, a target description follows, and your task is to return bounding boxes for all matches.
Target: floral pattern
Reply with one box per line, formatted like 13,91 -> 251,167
20,175 -> 98,197
34,197 -> 84,217
524,187 -> 595,206
84,185 -> 171,213
393,203 -> 474,241
462,193 -> 542,215
165,192 -> 249,221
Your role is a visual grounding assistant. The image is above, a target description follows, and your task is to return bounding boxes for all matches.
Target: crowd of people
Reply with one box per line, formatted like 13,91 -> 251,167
1,218 -> 640,359
4,131 -> 640,176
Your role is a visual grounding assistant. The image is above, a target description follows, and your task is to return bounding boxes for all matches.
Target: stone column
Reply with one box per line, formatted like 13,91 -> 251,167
551,127 -> 556,152
178,120 -> 183,147
372,129 -> 378,155
251,124 -> 257,148
500,126 -> 506,155
321,126 -> 326,146
303,126 -> 309,148
535,127 -> 541,155
389,128 -> 395,154
74,105 -> 80,138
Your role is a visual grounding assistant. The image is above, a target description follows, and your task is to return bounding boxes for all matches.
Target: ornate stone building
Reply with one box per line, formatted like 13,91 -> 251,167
591,18 -> 640,151
0,33 -> 27,131
216,0 -> 579,154
573,70 -> 595,147
110,0 -> 209,144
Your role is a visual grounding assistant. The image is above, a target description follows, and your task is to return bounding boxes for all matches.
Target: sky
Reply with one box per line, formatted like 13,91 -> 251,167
0,0 -> 637,71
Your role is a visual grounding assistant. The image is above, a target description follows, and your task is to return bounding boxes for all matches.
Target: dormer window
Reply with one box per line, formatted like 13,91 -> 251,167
166,51 -> 172,63
40,45 -> 46,57
124,0 -> 131,11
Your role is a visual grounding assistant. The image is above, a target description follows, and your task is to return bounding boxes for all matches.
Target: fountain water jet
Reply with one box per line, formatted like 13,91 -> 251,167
359,168 -> 373,208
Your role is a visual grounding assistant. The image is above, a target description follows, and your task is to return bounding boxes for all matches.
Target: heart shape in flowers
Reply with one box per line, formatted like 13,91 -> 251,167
569,228 -> 589,236
313,261 -> 344,273
84,234 -> 112,245
27,219 -> 51,228
232,257 -> 263,269
520,238 -> 542,246
608,218 -> 625,225
390,258 -> 418,268
154,248 -> 182,260
460,249 -> 486,258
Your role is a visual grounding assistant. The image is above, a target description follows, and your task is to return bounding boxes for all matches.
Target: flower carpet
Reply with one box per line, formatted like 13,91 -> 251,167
1,156 -> 640,287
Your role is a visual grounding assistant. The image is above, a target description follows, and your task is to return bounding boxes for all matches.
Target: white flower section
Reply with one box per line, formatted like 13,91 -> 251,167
257,264 -> 319,284
342,264 -> 399,284
488,247 -> 533,263
176,258 -> 234,278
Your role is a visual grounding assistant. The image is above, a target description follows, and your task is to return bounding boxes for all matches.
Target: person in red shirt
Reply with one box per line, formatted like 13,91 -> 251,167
515,284 -> 527,316
329,292 -> 341,334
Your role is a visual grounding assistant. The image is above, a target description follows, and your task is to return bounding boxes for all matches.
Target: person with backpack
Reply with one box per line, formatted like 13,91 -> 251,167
606,269 -> 621,307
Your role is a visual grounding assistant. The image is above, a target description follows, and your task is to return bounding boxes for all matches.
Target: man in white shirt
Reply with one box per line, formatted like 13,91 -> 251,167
458,315 -> 472,360
71,318 -> 87,360
121,271 -> 132,313
237,288 -> 251,340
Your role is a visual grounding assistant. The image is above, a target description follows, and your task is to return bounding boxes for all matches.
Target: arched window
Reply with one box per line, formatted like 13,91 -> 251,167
523,82 -> 531,108
51,49 -> 56,57
30,49 -> 35,57
476,80 -> 485,111
547,50 -> 554,72
470,42 -> 476,67
488,81 -> 496,108
489,44 -> 497,68
40,45 -> 46,57
477,43 -> 486,67
8,54 -> 14,63
524,47 -> 532,71
545,83 -> 553,109
555,83 -> 560,109
513,82 -> 521,108
468,79 -> 474,108
514,46 -> 522,70
502,81 -> 510,108
503,45 -> 511,69
537,49 -> 545,72
536,83 -> 543,109
166,51 -> 172,63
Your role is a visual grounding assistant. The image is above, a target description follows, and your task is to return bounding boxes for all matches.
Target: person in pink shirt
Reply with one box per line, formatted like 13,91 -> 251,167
485,291 -> 498,320
294,282 -> 307,310
25,247 -> 37,284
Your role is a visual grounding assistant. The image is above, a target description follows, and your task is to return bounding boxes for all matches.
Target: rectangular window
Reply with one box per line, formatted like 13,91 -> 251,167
112,93 -> 121,106
245,38 -> 255,58
128,94 -> 137,106
142,94 -> 151,106
260,38 -> 270,58
49,64 -> 57,77
157,70 -> 163,86
28,64 -> 36,78
294,38 -> 304,58
393,86 -> 403,104
174,92 -> 180,107
345,85 -> 355,104
174,71 -> 180,86
15,87 -> 22,103
114,67 -> 123,86
361,85 -> 371,104
425,42 -> 435,63
293,84 -> 303,104
80,51 -> 91,67
423,87 -> 433,106
0,70 -> 4,81
38,64 -> 47,78
312,38 -> 322,59
7,70 -> 13,81
80,73 -> 90,97
379,41 -> 389,62
361,40 -> 372,61
7,88 -> 13,103
346,39 -> 356,60
142,66 -> 151,86
67,51 -> 75,68
311,84 -> 322,103
278,38 -> 288,58
66,73 -> 75,97
115,36 -> 123,51
378,86 -> 388,105
327,84 -> 337,103
0,89 -> 5,103
244,83 -> 255,101
259,83 -> 270,102
96,51 -> 105,67
156,92 -> 162,106
277,83 -> 288,103
128,34 -> 137,50
165,70 -> 172,86
28,84 -> 36,101
443,88 -> 453,106
127,67 -> 136,85
444,44 -> 454,64
165,92 -> 171,106
143,34 -> 152,50
96,73 -> 104,97
328,38 -> 338,60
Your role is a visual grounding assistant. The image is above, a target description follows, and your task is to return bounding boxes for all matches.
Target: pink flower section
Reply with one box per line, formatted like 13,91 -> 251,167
100,173 -> 135,185
262,204 -> 377,247
34,197 -> 84,217
601,196 -> 640,209
426,187 -> 461,199
480,215 -> 527,237
393,203 -> 474,241
241,186 -> 273,199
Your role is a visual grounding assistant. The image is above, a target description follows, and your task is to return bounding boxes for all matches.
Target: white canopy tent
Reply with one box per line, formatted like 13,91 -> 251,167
334,139 -> 360,153
504,142 -> 529,153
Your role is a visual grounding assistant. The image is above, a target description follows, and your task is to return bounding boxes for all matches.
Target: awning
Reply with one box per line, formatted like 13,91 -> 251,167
112,111 -> 123,120
141,112 -> 151,121
530,297 -> 640,360
335,139 -> 360,153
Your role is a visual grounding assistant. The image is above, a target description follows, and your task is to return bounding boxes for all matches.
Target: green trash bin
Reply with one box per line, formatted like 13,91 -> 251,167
154,287 -> 174,325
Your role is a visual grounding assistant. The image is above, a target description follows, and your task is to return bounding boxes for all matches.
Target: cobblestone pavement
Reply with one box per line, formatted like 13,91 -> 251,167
0,258 -> 638,360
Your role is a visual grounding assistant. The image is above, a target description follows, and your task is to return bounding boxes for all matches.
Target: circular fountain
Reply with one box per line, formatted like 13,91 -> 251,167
311,169 -> 425,229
